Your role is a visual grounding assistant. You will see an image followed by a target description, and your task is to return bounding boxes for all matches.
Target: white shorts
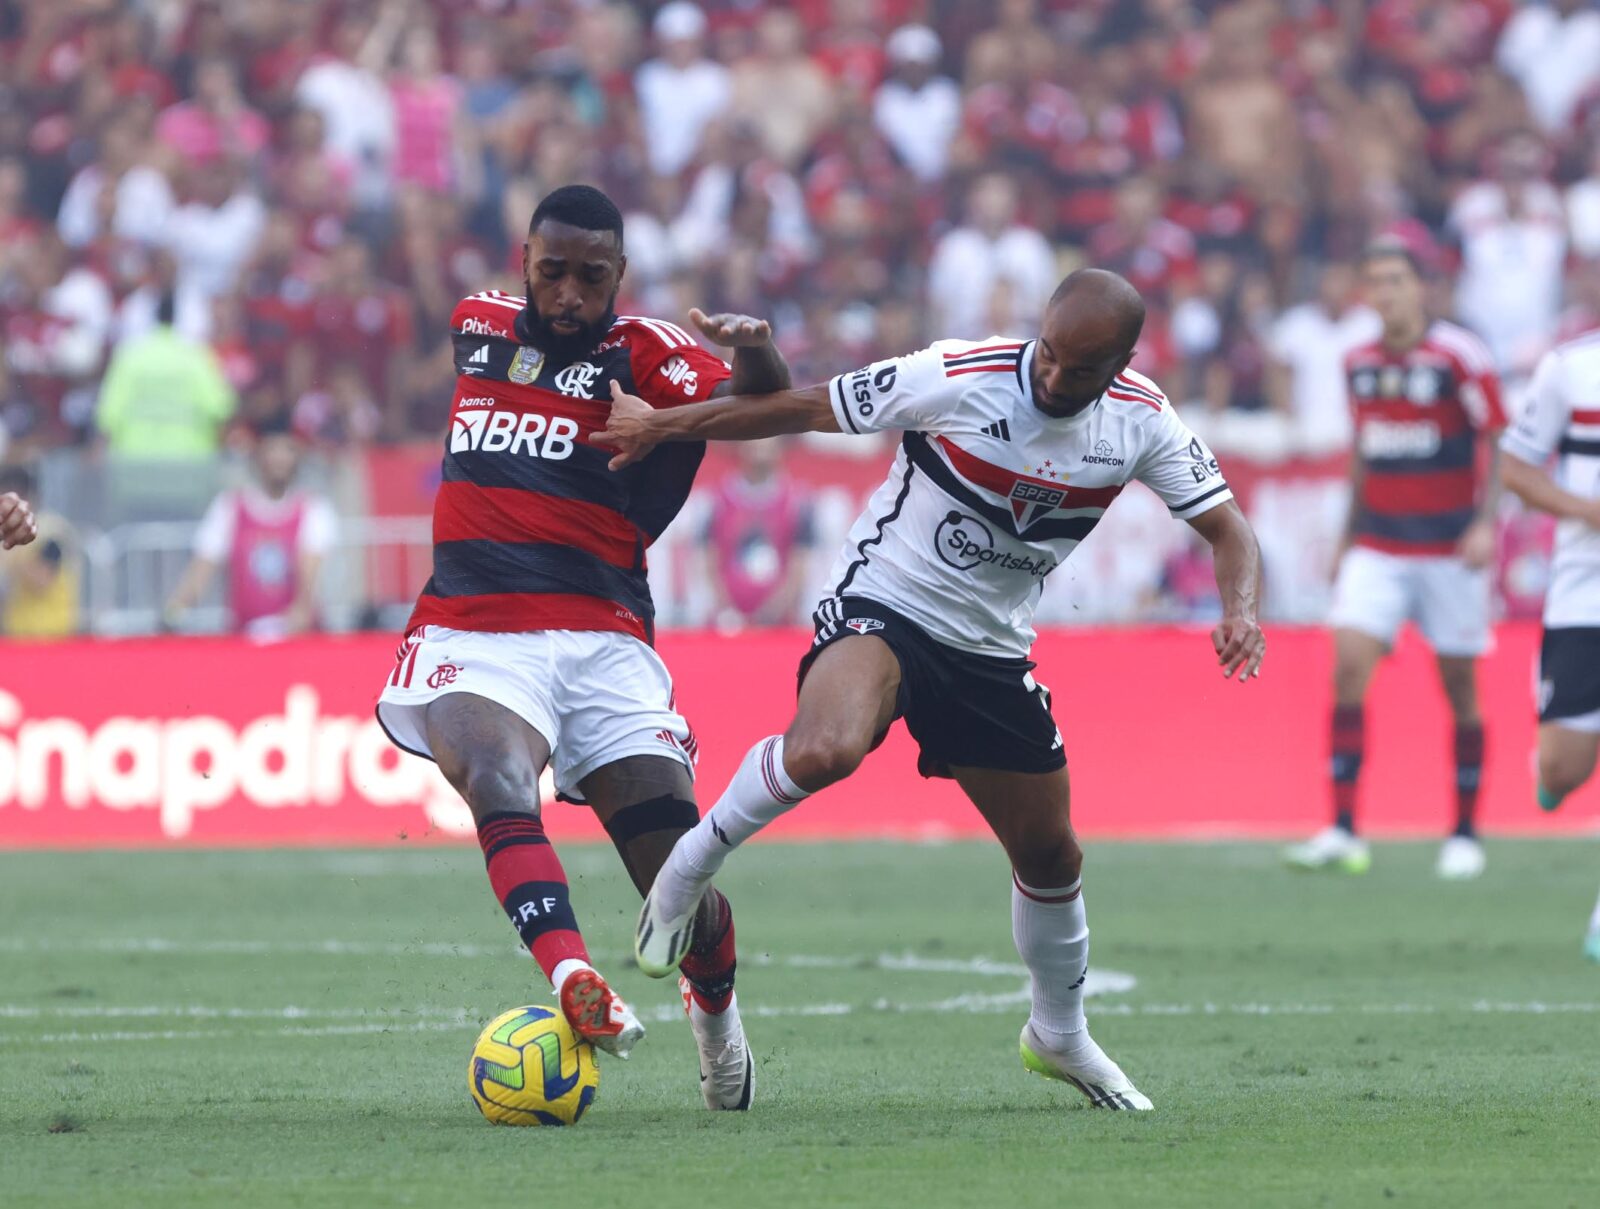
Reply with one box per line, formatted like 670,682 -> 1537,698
375,626 -> 696,799
1328,546 -> 1492,657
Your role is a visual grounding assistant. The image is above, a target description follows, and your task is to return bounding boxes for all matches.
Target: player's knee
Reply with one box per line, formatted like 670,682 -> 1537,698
457,763 -> 542,821
781,727 -> 868,792
1539,751 -> 1592,800
1013,830 -> 1082,889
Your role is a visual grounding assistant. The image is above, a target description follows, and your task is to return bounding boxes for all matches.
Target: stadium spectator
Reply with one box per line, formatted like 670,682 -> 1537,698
730,9 -> 836,169
634,2 -> 730,178
155,57 -> 271,165
164,414 -> 336,638
293,7 -> 397,214
1266,263 -> 1381,454
95,292 -> 234,460
166,157 -> 268,312
3,231 -> 113,444
55,114 -> 174,250
701,439 -> 817,630
0,464 -> 76,638
1448,129 -> 1567,378
1495,0 -> 1600,135
1568,138 -> 1600,259
873,25 -> 961,183
927,173 -> 1055,340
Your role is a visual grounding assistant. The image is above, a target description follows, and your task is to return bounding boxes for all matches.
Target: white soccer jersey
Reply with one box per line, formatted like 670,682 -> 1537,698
823,338 -> 1234,656
1501,331 -> 1600,626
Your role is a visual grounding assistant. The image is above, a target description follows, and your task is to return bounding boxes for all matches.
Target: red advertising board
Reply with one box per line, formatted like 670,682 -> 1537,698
0,625 -> 1593,847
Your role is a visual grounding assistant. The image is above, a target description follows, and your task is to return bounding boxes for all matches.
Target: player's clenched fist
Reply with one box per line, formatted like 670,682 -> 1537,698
688,307 -> 772,348
0,492 -> 37,550
1212,615 -> 1265,681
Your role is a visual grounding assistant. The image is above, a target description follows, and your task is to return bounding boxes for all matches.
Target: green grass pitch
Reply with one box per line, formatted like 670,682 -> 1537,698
3,839 -> 1599,1208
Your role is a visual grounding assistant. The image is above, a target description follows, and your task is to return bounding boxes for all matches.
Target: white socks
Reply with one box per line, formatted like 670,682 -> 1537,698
654,736 -> 809,920
1589,886 -> 1600,936
1012,872 -> 1090,1048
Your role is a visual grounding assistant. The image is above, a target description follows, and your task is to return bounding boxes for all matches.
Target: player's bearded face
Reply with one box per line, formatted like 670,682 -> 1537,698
524,287 -> 618,361
523,224 -> 625,361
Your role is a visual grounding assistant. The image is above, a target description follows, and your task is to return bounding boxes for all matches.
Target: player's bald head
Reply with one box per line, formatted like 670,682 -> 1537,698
1029,269 -> 1147,417
1047,268 -> 1146,357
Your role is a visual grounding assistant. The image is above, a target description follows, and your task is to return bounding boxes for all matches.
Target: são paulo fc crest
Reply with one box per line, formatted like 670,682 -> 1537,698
1009,479 -> 1068,530
508,346 -> 545,385
846,618 -> 885,635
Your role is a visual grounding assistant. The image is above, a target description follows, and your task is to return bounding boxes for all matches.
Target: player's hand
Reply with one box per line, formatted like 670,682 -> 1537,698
1456,519 -> 1496,569
1212,615 -> 1265,682
688,307 -> 772,348
596,380 -> 660,471
0,493 -> 37,550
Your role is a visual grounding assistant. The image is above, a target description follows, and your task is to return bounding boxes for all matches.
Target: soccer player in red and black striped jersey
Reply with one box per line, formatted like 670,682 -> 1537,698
1287,241 -> 1507,880
375,186 -> 790,1109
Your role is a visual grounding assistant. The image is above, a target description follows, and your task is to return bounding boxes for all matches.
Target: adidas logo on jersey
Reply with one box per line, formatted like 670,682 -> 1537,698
463,344 -> 491,374
980,419 -> 1012,442
450,410 -> 579,459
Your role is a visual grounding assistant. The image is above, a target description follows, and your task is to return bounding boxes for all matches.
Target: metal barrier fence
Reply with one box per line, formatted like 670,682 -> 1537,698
78,515 -> 433,637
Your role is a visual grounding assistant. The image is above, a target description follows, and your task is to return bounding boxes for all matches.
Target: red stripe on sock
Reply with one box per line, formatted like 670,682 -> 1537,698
479,814 -> 588,980
680,891 -> 737,1014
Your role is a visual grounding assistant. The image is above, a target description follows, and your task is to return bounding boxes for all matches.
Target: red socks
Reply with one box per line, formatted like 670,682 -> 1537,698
680,889 -> 737,1014
477,812 -> 588,982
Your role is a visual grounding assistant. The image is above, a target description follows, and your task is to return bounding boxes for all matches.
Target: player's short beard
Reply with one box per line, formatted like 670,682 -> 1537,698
523,284 -> 618,364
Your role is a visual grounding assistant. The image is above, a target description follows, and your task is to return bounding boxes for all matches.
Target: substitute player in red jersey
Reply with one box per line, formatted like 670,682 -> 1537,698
375,186 -> 790,1109
606,269 -> 1266,1112
1287,242 -> 1507,880
1,491 -> 37,548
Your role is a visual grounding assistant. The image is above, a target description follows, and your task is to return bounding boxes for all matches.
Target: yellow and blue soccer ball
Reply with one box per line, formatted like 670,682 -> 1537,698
469,1005 -> 599,1126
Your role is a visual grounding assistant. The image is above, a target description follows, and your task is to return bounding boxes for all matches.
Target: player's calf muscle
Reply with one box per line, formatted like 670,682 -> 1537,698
426,695 -> 549,821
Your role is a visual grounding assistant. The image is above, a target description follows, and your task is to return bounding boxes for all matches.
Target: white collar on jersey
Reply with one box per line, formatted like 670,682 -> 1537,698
1020,340 -> 1101,429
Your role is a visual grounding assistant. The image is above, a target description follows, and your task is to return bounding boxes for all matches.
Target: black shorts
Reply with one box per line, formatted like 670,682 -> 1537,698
1538,626 -> 1600,725
798,596 -> 1066,779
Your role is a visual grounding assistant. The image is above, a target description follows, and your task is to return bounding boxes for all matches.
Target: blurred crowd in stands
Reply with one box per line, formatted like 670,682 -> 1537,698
1,0 -> 1598,636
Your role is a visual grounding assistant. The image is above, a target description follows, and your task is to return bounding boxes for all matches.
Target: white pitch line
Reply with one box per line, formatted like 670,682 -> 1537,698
0,940 -> 1039,976
5,996 -> 1600,1047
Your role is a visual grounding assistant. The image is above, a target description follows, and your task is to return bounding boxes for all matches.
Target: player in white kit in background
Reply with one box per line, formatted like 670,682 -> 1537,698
1499,329 -> 1600,962
599,270 -> 1266,1110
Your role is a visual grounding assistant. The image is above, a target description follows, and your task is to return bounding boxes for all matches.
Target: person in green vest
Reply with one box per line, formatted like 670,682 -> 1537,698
96,292 -> 236,459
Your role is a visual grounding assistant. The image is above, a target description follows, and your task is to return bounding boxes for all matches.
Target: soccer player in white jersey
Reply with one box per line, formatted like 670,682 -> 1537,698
1499,329 -> 1600,962
599,270 -> 1265,1110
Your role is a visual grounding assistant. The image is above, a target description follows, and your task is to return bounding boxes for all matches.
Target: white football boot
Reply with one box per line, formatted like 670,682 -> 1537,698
1436,835 -> 1486,881
635,851 -> 711,977
680,977 -> 754,1111
557,964 -> 645,1059
1284,826 -> 1371,873
1019,1022 -> 1153,1110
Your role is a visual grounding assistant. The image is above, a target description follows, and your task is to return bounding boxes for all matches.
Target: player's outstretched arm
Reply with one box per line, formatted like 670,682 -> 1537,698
691,308 -> 793,396
1500,451 -> 1600,527
1188,500 -> 1265,682
598,381 -> 839,471
0,492 -> 37,550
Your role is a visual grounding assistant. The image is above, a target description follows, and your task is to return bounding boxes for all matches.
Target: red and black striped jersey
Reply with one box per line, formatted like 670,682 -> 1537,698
405,291 -> 731,643
1345,321 -> 1506,556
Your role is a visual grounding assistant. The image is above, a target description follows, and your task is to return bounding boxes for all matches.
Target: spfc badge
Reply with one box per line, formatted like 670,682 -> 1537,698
508,346 -> 545,385
846,618 -> 885,635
